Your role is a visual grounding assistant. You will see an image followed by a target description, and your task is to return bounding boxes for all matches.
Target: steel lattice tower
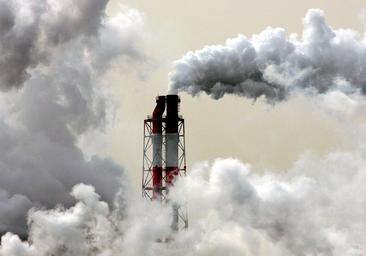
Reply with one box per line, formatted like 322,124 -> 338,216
142,95 -> 188,231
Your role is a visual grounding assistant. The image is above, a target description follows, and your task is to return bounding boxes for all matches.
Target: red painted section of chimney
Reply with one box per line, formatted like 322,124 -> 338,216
152,96 -> 165,200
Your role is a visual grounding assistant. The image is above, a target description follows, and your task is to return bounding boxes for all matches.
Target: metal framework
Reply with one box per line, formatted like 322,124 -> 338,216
142,116 -> 188,230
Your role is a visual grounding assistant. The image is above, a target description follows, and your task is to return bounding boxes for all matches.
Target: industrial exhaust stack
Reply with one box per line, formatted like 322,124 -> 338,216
142,94 -> 188,231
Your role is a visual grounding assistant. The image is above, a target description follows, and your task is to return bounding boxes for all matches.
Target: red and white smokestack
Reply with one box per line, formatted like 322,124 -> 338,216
152,96 -> 166,200
165,94 -> 180,230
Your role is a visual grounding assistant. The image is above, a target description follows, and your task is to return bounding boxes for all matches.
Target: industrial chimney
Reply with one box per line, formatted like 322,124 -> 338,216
142,95 -> 188,231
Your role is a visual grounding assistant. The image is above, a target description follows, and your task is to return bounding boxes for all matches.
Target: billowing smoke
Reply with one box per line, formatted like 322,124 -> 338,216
166,10 -> 366,254
0,0 -> 109,90
0,0 -> 145,236
1,91 -> 365,256
170,9 -> 366,102
170,156 -> 366,255
0,183 -> 173,255
1,152 -> 366,255
0,3 -> 365,255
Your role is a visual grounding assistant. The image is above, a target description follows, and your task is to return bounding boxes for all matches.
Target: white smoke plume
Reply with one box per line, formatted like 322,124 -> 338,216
1,151 -> 366,255
170,9 -> 366,102
0,3 -> 365,255
0,183 -> 174,256
0,0 -> 146,237
170,156 -> 366,255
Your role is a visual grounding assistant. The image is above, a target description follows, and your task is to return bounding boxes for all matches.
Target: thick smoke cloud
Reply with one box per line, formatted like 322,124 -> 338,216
0,4 -> 365,255
4,92 -> 366,255
170,9 -> 366,102
0,183 -> 173,256
170,156 -> 366,255
0,0 -> 145,236
1,152 -> 366,255
0,0 -> 111,90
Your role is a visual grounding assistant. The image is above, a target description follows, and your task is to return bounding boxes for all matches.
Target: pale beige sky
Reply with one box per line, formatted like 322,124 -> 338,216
105,0 -> 365,186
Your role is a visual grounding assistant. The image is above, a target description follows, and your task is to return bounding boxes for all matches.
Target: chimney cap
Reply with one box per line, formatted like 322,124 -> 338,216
166,94 -> 180,102
155,95 -> 166,102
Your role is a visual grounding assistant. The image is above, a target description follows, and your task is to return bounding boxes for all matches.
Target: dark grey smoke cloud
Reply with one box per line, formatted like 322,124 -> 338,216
170,9 -> 366,102
0,0 -> 110,90
0,0 -> 145,236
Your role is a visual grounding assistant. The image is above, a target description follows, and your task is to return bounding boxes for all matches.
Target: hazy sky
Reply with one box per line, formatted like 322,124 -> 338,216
1,1 -> 366,253
104,0 -> 366,186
